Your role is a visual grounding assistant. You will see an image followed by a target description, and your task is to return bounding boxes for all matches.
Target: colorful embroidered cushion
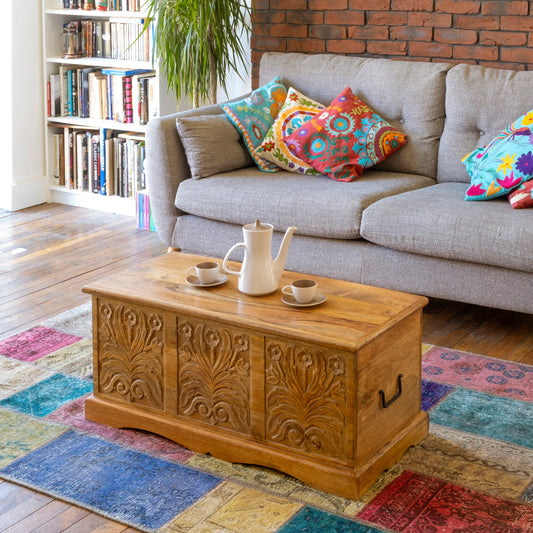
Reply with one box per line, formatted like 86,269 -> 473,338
508,178 -> 533,209
462,109 -> 533,200
282,87 -> 407,182
254,87 -> 325,174
221,77 -> 287,172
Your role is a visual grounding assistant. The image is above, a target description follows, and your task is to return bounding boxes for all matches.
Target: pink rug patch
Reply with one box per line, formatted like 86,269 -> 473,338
47,397 -> 195,463
423,346 -> 533,402
0,326 -> 83,363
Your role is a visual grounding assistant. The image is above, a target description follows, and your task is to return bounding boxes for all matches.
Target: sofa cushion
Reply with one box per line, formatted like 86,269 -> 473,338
221,77 -> 287,172
360,182 -> 533,272
462,109 -> 533,200
259,52 -> 450,179
175,168 -> 435,239
438,64 -> 533,184
176,114 -> 253,179
254,87 -> 325,174
283,87 -> 407,182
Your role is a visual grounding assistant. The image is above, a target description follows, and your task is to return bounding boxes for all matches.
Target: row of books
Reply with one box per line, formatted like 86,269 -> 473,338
48,67 -> 158,125
62,18 -> 151,62
136,190 -> 156,231
52,127 -> 146,199
60,0 -> 144,11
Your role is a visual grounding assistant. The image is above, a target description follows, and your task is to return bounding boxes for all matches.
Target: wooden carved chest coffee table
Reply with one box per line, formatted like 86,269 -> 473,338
83,252 -> 428,499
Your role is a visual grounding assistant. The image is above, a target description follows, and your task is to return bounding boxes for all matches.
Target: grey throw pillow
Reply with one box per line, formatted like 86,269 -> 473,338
176,114 -> 253,179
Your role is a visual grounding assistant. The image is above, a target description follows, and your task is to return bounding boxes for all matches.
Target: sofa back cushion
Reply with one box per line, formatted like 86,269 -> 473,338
438,64 -> 533,184
259,52 -> 450,179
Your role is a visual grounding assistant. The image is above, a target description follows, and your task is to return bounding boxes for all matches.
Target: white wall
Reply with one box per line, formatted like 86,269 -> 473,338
0,1 -> 46,211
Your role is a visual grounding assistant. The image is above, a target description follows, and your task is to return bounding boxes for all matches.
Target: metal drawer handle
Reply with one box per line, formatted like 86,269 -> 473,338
379,374 -> 403,408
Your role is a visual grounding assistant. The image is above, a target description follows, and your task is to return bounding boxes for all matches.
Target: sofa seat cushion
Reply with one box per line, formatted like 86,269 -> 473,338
360,182 -> 533,272
175,168 -> 435,240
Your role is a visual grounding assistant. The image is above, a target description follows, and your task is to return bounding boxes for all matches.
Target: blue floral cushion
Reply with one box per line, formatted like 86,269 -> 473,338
463,110 -> 533,200
221,77 -> 287,172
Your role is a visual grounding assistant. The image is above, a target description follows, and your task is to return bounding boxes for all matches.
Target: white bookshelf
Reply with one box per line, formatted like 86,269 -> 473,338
42,0 -> 177,215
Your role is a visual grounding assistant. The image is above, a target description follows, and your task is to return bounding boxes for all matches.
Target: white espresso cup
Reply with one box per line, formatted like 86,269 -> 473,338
282,279 -> 317,304
187,261 -> 220,284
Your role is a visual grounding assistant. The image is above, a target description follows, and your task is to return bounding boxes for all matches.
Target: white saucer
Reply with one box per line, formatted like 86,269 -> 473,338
186,274 -> 228,287
281,292 -> 327,307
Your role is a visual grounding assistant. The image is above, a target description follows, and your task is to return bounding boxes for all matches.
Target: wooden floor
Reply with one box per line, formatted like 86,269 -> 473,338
0,202 -> 532,532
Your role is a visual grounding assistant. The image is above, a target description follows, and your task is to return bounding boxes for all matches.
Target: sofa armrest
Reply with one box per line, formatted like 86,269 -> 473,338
145,103 -> 225,247
145,98 -> 250,248
145,112 -> 184,247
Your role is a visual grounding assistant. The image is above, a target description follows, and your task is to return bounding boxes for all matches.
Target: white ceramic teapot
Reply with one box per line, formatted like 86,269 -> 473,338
222,220 -> 297,295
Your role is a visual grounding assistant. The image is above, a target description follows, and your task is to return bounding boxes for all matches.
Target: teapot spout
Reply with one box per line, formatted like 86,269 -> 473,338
273,226 -> 297,281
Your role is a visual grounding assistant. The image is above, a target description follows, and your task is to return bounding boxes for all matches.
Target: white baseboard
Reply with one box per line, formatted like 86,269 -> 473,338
0,176 -> 47,211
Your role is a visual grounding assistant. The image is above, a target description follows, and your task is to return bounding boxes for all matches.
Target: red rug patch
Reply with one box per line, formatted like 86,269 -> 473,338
359,470 -> 533,532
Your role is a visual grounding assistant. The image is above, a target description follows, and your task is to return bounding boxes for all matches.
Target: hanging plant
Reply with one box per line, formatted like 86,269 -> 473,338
143,0 -> 254,108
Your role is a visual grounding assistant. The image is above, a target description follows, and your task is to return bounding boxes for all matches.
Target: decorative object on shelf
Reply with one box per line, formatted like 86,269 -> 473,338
142,0 -> 254,107
222,219 -> 297,296
62,24 -> 83,58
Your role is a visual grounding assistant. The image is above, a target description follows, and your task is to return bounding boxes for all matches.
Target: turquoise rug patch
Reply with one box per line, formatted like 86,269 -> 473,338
0,373 -> 92,417
430,387 -> 533,448
279,507 -> 386,532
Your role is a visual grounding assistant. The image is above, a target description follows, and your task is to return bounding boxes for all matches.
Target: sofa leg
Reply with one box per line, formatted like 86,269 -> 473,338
167,247 -> 181,253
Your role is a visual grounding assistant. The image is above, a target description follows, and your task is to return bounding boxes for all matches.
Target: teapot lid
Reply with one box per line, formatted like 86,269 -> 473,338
245,219 -> 272,231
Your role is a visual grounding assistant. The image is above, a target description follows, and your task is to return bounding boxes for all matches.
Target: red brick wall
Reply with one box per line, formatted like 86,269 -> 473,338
251,0 -> 533,88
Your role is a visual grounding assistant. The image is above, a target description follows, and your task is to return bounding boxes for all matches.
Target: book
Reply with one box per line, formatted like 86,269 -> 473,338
53,133 -> 62,185
91,133 -> 100,193
102,21 -> 111,59
105,136 -> 115,195
50,74 -> 61,117
123,75 -> 133,123
100,67 -> 152,76
100,129 -> 115,194
59,65 -> 76,117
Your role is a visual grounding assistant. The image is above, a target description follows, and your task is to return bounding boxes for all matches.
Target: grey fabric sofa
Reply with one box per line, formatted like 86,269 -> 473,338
146,52 -> 533,314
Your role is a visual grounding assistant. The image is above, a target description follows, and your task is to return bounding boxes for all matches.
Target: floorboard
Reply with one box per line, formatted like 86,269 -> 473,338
0,202 -> 531,532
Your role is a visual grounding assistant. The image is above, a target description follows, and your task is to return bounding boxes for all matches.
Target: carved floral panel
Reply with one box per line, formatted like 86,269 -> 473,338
97,301 -> 164,410
265,340 -> 347,460
177,317 -> 251,434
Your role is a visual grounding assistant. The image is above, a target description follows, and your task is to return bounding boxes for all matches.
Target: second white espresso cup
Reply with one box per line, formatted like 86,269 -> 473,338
282,279 -> 317,304
187,261 -> 220,284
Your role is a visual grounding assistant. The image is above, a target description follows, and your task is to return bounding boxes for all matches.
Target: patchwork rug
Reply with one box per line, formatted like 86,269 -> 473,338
0,303 -> 532,532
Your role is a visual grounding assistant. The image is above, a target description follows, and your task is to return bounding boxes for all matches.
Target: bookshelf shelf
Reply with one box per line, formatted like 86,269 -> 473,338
48,116 -> 146,133
42,1 -> 176,216
46,57 -> 153,69
46,9 -> 147,18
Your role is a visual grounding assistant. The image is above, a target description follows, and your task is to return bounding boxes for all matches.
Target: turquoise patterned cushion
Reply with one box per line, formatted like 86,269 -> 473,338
463,110 -> 533,200
221,77 -> 287,172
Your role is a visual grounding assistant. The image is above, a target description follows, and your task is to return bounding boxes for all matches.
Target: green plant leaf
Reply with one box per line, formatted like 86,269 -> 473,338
143,0 -> 253,107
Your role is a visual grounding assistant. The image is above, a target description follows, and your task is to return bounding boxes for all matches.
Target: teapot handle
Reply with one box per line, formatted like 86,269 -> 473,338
223,243 -> 245,276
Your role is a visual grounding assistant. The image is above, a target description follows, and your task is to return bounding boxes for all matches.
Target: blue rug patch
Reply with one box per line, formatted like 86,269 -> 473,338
430,387 -> 533,449
279,507 -> 387,532
0,430 -> 221,530
0,373 -> 93,417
